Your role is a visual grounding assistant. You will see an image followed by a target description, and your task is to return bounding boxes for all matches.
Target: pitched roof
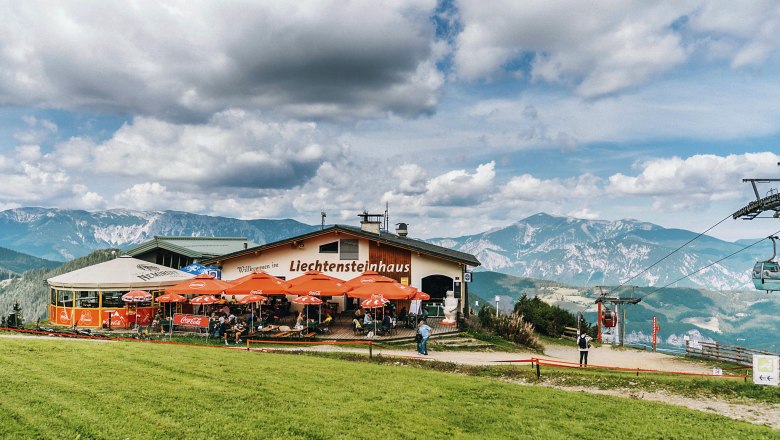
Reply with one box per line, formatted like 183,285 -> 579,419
201,225 -> 480,267
125,236 -> 258,259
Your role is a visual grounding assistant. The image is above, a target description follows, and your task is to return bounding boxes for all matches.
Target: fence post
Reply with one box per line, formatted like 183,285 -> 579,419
536,361 -> 541,380
369,342 -> 373,360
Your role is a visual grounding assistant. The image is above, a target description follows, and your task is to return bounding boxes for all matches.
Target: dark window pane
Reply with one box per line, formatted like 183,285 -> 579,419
340,239 -> 358,260
319,241 -> 338,253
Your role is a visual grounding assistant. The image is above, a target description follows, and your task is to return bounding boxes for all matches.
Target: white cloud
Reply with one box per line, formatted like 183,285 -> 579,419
605,152 -> 780,211
454,1 -> 692,97
688,2 -> 780,68
53,110 -> 342,191
0,1 -> 442,121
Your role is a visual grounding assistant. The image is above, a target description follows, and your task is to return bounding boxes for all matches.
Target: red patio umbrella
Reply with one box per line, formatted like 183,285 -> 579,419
165,273 -> 232,296
286,276 -> 351,296
360,294 -> 389,335
154,293 -> 187,339
189,295 -> 221,316
238,292 -> 268,329
121,290 -> 153,302
292,295 -> 323,327
121,290 -> 152,329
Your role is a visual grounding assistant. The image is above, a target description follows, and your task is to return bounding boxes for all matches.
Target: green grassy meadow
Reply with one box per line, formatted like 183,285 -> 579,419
0,337 -> 776,439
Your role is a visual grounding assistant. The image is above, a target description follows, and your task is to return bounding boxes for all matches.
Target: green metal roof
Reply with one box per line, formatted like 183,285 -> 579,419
126,236 -> 257,259
201,225 -> 480,267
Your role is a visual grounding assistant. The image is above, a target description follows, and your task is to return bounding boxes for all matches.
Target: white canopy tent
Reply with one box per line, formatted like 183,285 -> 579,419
48,255 -> 194,289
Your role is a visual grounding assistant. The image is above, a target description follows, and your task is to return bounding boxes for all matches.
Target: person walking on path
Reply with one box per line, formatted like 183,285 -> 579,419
417,320 -> 432,355
577,332 -> 592,367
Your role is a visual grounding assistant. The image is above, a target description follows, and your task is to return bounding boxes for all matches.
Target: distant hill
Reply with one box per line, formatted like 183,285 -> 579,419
431,212 -> 766,291
469,270 -> 780,353
0,208 -> 319,261
0,246 -> 60,277
0,249 -> 119,322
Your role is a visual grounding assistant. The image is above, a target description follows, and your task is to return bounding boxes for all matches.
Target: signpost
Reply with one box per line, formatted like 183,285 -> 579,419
652,316 -> 661,352
494,296 -> 500,317
753,355 -> 779,386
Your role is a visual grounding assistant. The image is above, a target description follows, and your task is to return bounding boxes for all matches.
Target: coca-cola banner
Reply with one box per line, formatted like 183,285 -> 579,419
173,313 -> 210,328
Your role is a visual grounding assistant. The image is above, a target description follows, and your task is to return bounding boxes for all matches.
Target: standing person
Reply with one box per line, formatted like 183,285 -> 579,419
417,320 -> 432,355
577,332 -> 592,367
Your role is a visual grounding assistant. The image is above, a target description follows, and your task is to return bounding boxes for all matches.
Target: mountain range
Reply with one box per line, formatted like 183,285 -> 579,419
0,208 -> 318,261
431,213 -> 767,291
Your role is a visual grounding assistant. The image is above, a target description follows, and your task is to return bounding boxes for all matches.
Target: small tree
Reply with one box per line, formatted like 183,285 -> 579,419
9,302 -> 23,328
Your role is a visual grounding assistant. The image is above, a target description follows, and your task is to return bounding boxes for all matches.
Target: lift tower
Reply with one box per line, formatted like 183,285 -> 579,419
595,286 -> 641,346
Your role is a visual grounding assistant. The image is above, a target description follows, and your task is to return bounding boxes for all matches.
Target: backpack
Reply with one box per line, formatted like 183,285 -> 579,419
578,335 -> 588,349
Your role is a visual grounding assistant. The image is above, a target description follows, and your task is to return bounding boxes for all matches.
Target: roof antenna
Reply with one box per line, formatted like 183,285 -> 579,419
320,211 -> 326,230
384,202 -> 389,232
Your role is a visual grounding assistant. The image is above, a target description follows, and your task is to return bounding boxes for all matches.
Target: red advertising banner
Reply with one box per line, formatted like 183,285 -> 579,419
103,309 -> 130,328
173,313 -> 210,328
53,306 -> 72,326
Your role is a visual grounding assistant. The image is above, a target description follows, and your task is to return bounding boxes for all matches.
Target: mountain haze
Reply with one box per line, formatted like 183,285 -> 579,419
432,213 -> 763,291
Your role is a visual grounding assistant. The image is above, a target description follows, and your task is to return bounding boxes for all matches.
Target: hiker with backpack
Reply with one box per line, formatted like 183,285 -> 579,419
577,332 -> 592,367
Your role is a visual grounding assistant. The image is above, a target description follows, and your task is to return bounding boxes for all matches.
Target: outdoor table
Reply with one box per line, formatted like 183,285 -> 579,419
258,325 -> 279,333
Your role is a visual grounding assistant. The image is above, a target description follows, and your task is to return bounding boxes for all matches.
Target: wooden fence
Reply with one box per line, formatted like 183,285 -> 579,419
685,341 -> 778,366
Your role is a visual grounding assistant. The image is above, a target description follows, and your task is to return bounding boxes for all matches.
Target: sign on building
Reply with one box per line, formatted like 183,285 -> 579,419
752,355 -> 779,386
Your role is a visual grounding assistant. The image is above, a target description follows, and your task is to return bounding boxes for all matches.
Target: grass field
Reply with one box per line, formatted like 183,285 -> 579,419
0,337 -> 776,439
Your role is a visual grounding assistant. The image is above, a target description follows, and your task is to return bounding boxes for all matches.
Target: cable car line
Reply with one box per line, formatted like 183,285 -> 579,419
608,213 -> 732,295
636,229 -> 780,301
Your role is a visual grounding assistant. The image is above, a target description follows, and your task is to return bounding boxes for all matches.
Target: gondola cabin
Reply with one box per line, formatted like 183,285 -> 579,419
602,309 -> 617,327
752,261 -> 780,291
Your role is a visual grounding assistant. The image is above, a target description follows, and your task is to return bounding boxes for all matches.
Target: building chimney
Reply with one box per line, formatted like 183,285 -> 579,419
395,222 -> 408,237
358,211 -> 382,235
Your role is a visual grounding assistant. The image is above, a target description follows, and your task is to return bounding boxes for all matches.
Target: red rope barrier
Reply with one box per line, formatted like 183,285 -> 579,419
496,357 -> 749,379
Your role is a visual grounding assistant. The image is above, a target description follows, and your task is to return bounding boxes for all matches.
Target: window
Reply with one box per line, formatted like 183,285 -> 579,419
76,291 -> 99,308
319,241 -> 338,253
57,290 -> 72,307
102,291 -> 124,308
340,239 -> 359,260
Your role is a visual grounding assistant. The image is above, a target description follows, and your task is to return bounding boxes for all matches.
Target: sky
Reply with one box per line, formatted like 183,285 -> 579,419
2,0 -> 780,241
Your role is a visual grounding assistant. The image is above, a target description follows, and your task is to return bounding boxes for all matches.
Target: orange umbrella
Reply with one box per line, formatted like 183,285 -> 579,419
409,290 -> 430,300
121,290 -> 152,329
361,294 -> 389,335
121,290 -> 152,302
238,292 -> 268,329
292,295 -> 323,325
165,273 -> 232,296
154,293 -> 187,303
347,278 -> 416,300
237,292 -> 268,304
154,292 -> 187,338
190,295 -> 220,305
228,269 -> 279,285
292,295 -> 323,306
286,276 -> 351,297
287,270 -> 345,287
345,271 -> 398,288
225,272 -> 290,296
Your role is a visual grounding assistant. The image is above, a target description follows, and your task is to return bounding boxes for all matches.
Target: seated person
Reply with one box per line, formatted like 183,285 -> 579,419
321,313 -> 333,330
294,311 -> 304,330
352,318 -> 364,334
363,312 -> 373,326
381,314 -> 392,333
233,320 -> 247,344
